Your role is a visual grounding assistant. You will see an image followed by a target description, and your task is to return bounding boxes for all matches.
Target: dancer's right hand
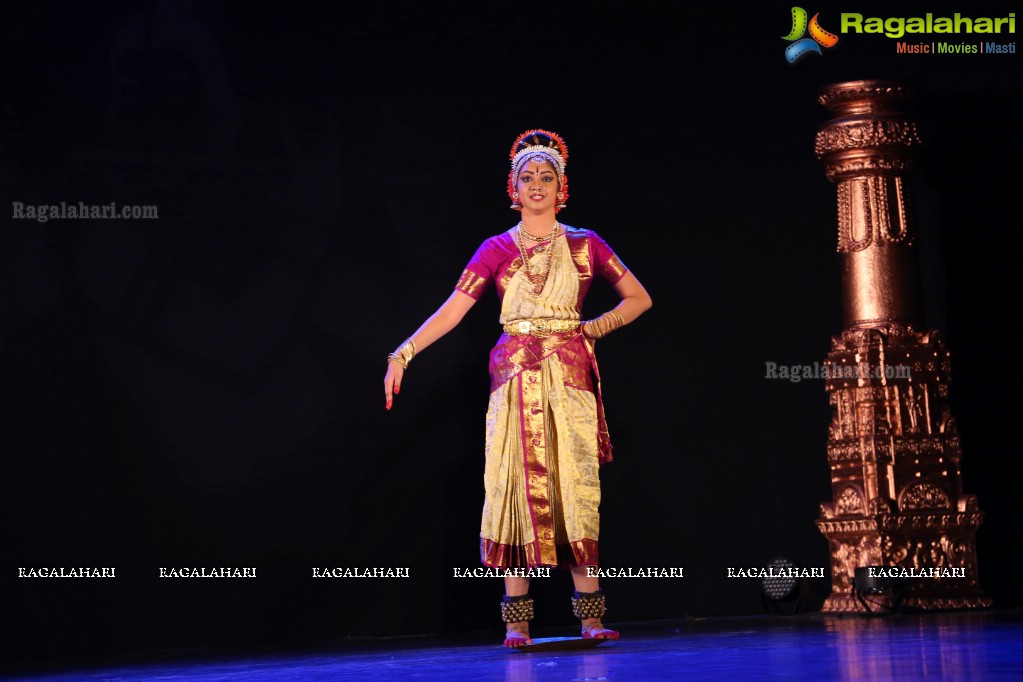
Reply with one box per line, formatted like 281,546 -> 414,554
383,362 -> 404,410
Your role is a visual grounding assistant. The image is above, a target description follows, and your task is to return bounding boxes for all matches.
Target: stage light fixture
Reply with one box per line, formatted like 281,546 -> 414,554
852,566 -> 907,613
761,556 -> 807,615
762,556 -> 799,600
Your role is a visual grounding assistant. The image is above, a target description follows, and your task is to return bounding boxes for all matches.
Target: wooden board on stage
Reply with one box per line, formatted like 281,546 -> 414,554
511,637 -> 609,653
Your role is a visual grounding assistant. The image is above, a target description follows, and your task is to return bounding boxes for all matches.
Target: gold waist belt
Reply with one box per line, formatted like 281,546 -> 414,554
503,319 -> 580,337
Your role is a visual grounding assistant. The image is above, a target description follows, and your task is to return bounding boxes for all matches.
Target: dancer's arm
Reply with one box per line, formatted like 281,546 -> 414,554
384,290 -> 478,409
582,271 -> 652,339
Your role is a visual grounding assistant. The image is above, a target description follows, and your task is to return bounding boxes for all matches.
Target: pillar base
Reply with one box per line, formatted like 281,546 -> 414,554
821,593 -> 994,614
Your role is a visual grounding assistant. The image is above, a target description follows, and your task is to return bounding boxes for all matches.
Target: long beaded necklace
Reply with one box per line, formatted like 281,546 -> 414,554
515,221 -> 561,295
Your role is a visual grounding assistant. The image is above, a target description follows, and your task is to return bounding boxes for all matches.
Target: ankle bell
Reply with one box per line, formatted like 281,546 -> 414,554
571,589 -> 607,620
501,594 -> 535,623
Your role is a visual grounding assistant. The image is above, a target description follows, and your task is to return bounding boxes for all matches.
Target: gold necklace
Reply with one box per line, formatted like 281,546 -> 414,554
515,222 -> 561,295
518,223 -> 558,242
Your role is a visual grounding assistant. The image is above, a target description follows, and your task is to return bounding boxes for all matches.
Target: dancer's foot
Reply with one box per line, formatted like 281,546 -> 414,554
504,622 -> 532,648
581,619 -> 619,640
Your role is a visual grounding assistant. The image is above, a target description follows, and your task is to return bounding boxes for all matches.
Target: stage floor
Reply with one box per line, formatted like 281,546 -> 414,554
7,609 -> 1023,681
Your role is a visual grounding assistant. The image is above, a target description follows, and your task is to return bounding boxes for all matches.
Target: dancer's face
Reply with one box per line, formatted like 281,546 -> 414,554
516,160 -> 559,213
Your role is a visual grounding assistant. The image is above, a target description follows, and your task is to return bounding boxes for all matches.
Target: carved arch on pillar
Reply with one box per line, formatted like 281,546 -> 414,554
898,481 -> 951,511
835,485 -> 865,516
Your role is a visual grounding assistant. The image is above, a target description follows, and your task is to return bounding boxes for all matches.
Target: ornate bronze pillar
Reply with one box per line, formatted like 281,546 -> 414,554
814,80 -> 992,612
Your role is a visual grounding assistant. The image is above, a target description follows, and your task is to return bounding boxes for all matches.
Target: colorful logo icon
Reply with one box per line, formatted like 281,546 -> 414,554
782,7 -> 839,63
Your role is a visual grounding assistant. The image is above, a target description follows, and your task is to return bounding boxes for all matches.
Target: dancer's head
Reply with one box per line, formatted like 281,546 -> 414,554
507,129 -> 569,213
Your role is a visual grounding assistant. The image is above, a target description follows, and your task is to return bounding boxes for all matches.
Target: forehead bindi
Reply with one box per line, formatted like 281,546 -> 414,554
520,162 -> 556,177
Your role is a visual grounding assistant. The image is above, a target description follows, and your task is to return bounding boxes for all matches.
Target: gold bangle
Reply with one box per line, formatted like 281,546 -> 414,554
582,310 -> 624,340
610,310 -> 624,331
387,337 -> 416,369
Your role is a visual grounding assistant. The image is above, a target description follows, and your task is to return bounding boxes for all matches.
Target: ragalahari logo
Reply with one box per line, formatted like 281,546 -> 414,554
783,7 -> 839,63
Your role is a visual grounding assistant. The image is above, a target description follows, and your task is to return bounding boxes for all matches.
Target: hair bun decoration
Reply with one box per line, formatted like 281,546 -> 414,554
507,129 -> 569,213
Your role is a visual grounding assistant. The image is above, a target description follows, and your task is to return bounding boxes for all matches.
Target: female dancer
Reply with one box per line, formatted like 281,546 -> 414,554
384,130 -> 651,647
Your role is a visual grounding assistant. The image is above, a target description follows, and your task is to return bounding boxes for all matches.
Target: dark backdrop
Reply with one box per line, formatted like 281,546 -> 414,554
2,0 -> 1019,668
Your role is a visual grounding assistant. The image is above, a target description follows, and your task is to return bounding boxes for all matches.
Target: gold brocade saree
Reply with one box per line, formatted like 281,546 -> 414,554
479,235 -> 607,569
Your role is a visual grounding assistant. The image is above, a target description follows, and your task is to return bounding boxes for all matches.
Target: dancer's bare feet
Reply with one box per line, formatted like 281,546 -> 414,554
581,618 -> 620,640
504,622 -> 532,647
502,578 -> 533,648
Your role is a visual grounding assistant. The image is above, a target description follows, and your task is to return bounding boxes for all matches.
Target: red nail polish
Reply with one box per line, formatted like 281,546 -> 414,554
394,386 -> 400,394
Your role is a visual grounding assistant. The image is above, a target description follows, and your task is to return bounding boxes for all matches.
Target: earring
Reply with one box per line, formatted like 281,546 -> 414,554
510,191 -> 522,211
556,191 -> 566,211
